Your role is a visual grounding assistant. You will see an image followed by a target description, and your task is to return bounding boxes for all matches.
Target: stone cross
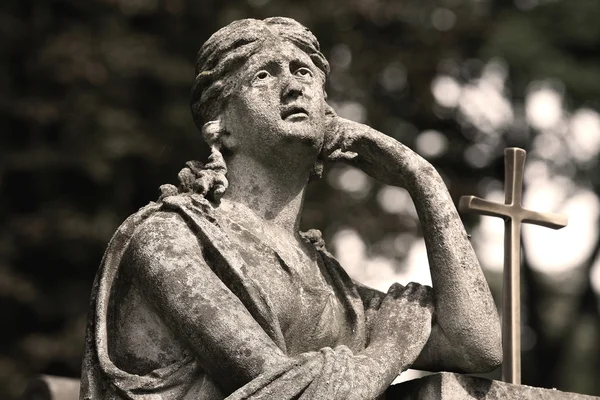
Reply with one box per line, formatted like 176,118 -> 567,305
458,147 -> 568,385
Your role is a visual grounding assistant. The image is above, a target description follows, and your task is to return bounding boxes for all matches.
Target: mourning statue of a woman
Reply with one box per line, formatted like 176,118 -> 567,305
80,17 -> 502,400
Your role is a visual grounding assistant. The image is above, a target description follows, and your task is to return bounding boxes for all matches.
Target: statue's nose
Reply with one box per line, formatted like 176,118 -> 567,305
281,74 -> 303,101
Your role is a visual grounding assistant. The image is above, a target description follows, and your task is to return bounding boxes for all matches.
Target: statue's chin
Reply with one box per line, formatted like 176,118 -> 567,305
280,133 -> 323,158
279,122 -> 324,152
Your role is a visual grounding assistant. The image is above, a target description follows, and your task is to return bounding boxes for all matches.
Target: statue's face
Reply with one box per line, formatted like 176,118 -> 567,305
221,40 -> 327,166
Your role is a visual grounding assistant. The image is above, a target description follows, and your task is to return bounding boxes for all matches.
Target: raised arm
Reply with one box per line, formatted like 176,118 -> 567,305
124,210 -> 434,398
324,114 -> 502,373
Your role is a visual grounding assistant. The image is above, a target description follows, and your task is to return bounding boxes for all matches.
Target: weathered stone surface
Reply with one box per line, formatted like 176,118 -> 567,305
20,375 -> 79,400
387,372 -> 600,400
80,17 -> 502,399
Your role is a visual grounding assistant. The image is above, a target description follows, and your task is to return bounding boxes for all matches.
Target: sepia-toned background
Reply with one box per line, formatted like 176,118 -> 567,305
2,0 -> 599,398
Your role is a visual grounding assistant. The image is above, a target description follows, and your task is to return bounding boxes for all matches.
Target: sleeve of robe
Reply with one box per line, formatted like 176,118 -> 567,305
225,345 -> 390,400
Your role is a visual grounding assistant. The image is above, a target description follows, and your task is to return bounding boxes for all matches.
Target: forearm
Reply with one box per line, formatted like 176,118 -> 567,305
408,170 -> 502,369
333,119 -> 501,369
354,340 -> 416,395
325,340 -> 420,399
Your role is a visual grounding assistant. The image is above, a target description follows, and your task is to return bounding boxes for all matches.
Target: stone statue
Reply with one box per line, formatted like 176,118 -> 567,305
80,17 -> 502,400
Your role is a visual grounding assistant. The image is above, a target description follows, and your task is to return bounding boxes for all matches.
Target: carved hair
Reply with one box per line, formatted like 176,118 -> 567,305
163,122 -> 229,203
183,18 -> 330,202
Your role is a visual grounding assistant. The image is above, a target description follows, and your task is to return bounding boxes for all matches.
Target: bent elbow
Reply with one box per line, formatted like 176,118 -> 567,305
462,319 -> 503,373
462,341 -> 502,373
475,346 -> 502,373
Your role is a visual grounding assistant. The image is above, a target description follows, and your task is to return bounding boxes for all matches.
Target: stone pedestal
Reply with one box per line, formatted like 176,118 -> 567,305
22,372 -> 600,399
387,372 -> 600,400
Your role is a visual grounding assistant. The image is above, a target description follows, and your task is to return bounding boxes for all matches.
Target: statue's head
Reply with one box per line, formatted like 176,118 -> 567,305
191,17 -> 330,132
184,18 -> 330,201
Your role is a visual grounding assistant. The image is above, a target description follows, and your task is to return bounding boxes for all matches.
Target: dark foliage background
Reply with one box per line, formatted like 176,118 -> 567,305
1,0 -> 599,398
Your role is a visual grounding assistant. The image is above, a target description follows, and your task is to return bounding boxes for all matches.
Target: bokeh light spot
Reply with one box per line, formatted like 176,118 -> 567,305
380,63 -> 407,92
526,84 -> 563,130
377,186 -> 416,215
330,44 -> 352,69
431,8 -> 457,31
432,75 -> 461,108
415,130 -> 448,158
569,109 -> 600,163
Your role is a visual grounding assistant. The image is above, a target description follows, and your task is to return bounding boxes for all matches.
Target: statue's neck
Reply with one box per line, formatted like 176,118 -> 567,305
220,154 -> 311,237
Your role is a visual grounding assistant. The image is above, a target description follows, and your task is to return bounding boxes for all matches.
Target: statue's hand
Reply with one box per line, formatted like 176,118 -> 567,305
321,104 -> 426,188
369,282 -> 434,366
321,104 -> 360,163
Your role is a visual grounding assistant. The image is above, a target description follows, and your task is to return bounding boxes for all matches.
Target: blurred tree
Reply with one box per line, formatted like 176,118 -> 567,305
1,0 -> 599,398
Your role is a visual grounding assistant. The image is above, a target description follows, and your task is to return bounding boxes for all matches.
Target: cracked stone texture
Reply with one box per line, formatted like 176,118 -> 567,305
79,17 -> 502,399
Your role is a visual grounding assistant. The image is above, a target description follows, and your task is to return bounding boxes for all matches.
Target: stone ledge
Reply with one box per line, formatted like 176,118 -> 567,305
21,373 -> 600,399
386,372 -> 600,400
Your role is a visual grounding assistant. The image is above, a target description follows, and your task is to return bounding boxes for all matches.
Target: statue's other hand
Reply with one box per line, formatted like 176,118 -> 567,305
369,282 -> 434,367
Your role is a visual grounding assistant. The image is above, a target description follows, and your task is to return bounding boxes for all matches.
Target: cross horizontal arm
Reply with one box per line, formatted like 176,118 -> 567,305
521,209 -> 568,230
459,196 -> 513,219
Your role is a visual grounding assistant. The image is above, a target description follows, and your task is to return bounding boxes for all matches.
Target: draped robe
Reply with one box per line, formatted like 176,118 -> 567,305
81,192 -> 395,400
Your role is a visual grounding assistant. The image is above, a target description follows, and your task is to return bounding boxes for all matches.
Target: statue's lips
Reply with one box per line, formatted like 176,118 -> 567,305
281,106 -> 309,120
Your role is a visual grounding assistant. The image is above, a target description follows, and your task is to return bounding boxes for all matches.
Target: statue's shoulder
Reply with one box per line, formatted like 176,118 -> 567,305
134,208 -> 192,242
118,158 -> 237,274
124,195 -> 212,265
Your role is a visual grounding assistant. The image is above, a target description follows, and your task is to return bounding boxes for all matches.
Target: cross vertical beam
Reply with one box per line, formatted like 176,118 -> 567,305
459,147 -> 568,384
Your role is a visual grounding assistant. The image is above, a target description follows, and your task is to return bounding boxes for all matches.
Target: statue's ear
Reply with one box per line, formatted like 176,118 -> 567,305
202,119 -> 234,151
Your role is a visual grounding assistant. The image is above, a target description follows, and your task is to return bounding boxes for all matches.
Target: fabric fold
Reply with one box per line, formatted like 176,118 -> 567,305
80,192 -> 372,399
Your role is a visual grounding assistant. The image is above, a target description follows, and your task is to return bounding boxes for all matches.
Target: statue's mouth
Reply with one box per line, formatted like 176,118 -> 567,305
281,106 -> 309,120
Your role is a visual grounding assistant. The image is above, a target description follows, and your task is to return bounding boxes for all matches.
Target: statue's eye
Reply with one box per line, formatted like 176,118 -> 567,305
295,67 -> 313,78
253,70 -> 271,81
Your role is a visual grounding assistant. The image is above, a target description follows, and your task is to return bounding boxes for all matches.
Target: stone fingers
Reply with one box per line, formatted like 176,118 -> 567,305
402,282 -> 434,314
